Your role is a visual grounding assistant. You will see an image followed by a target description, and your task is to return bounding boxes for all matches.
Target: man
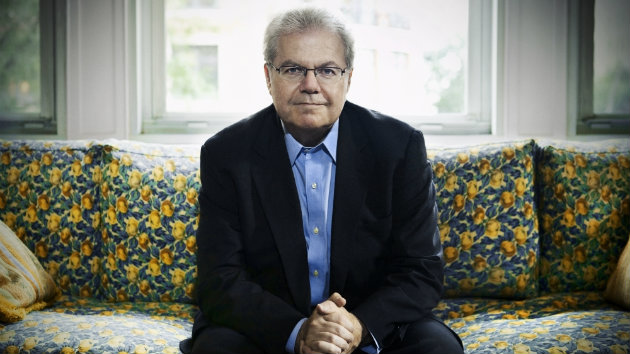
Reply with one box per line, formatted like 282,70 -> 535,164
180,7 -> 463,354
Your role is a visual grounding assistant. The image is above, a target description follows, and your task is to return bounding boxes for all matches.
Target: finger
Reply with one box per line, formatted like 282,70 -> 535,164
327,331 -> 351,351
301,339 -> 313,354
312,330 -> 350,351
301,340 -> 320,354
309,318 -> 354,344
302,345 -> 323,354
328,292 -> 347,307
322,311 -> 355,335
306,339 -> 343,354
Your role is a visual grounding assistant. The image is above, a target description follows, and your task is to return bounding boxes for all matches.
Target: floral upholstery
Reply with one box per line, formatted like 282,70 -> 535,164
1,138 -> 629,354
429,140 -> 539,299
2,293 -> 627,354
434,292 -> 629,354
0,296 -> 194,354
537,139 -> 630,294
0,140 -> 104,298
99,140 -> 200,303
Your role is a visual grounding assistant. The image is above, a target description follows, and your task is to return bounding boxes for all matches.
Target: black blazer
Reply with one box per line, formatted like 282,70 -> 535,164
194,101 -> 444,353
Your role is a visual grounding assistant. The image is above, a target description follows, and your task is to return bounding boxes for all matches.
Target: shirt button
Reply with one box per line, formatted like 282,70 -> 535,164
313,270 -> 319,277
311,182 -> 317,189
313,227 -> 319,235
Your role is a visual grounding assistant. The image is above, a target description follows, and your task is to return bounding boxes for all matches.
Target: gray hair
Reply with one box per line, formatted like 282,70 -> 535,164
263,7 -> 355,68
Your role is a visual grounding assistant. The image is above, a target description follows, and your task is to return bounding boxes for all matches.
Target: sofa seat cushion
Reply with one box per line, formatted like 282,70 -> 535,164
434,292 -> 630,353
428,140 -> 540,299
0,296 -> 196,354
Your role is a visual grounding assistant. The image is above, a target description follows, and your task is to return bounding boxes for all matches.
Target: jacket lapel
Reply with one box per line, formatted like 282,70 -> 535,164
330,106 -> 373,295
251,111 -> 311,315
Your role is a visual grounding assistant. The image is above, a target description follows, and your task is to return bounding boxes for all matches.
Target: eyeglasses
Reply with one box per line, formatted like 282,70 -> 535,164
267,63 -> 349,83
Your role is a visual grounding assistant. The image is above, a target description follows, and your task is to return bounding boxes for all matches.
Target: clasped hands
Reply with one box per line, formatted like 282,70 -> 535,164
295,292 -> 367,354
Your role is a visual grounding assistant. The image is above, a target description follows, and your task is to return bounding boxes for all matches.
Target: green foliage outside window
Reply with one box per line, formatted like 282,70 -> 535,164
0,0 -> 41,115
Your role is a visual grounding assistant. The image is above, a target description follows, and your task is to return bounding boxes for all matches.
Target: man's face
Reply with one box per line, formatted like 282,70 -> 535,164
265,30 -> 352,143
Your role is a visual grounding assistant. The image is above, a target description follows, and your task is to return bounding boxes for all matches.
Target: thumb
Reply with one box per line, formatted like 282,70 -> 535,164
328,292 -> 347,307
316,292 -> 347,315
316,300 -> 338,315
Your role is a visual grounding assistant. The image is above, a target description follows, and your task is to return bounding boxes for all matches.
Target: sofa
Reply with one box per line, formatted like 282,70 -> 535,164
0,137 -> 628,354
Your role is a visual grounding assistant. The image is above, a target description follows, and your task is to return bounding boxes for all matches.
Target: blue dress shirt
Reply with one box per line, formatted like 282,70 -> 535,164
282,120 -> 380,354
284,121 -> 337,307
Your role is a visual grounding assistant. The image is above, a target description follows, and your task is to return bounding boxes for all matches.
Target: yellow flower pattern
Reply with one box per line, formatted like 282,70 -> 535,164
429,140 -> 539,298
0,296 -> 194,353
0,140 -> 103,298
538,141 -> 630,293
434,292 -> 630,354
1,138 -> 628,354
99,141 -> 200,303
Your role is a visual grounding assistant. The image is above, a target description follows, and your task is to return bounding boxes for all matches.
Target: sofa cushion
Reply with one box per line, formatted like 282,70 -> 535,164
0,140 -> 104,298
99,140 -> 199,303
538,139 -> 630,294
0,295 -> 195,354
433,291 -> 630,354
428,140 -> 539,299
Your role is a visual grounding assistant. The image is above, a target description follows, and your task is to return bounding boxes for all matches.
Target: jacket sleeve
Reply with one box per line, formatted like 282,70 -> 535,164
195,142 -> 305,353
352,130 -> 444,348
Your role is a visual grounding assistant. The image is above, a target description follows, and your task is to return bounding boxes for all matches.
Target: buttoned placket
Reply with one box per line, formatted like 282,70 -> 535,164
302,147 -> 329,301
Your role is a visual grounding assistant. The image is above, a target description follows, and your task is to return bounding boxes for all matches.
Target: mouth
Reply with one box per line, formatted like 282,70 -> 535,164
295,102 -> 325,106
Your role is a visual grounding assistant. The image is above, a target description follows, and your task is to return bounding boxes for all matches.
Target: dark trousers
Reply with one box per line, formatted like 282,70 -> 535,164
180,316 -> 463,354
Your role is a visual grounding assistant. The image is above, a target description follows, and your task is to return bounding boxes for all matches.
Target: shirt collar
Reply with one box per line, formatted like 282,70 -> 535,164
283,119 -> 339,165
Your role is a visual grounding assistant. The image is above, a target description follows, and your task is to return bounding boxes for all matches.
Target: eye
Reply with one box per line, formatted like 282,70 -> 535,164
282,66 -> 304,75
316,67 -> 338,77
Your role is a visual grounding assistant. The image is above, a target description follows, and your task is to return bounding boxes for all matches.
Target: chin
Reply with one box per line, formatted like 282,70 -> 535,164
300,115 -> 332,128
286,110 -> 323,125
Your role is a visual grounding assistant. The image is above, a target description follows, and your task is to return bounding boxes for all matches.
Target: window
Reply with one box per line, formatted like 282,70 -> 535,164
573,0 -> 630,135
0,0 -> 66,136
136,0 -> 493,135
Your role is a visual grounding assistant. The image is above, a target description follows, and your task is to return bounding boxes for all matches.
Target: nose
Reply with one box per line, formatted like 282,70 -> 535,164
299,70 -> 320,94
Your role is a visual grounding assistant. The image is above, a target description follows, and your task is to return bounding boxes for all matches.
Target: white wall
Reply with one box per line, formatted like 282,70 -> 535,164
67,0 -> 128,140
65,0 -> 580,144
501,0 -> 569,139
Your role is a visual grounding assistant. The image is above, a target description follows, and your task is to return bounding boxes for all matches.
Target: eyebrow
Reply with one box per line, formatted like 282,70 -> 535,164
278,60 -> 343,68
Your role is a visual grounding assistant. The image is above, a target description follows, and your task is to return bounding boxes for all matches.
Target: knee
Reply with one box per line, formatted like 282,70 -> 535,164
188,326 -> 264,354
398,317 -> 463,354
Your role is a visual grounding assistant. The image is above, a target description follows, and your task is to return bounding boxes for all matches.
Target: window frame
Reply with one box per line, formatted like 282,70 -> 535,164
570,0 -> 630,135
0,0 -> 67,137
133,0 -> 494,136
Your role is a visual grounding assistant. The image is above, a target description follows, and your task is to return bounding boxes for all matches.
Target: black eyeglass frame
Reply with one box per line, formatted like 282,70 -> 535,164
267,63 -> 349,79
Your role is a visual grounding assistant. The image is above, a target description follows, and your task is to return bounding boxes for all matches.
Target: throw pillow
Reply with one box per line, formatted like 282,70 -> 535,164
0,140 -> 105,298
604,235 -> 630,309
429,140 -> 539,299
99,140 -> 199,303
0,220 -> 59,323
537,139 -> 630,293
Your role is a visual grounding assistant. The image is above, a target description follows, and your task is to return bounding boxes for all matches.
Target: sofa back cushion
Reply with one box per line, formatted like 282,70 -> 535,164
0,140 -> 104,298
429,140 -> 539,299
537,139 -> 630,293
99,140 -> 199,303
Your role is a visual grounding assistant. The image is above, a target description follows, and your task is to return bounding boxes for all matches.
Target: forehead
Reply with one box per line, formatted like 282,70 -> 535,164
276,29 -> 346,66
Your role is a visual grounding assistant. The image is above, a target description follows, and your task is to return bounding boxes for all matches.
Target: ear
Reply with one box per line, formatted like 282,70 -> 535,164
346,68 -> 353,92
264,64 -> 272,93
